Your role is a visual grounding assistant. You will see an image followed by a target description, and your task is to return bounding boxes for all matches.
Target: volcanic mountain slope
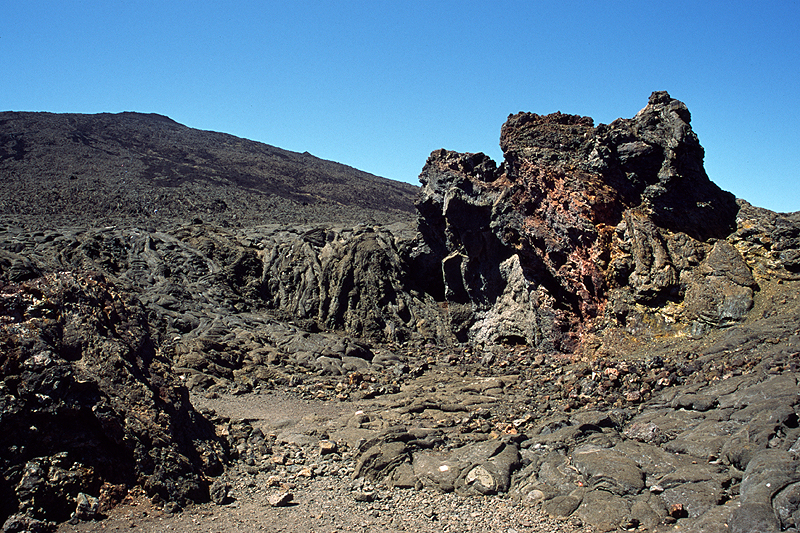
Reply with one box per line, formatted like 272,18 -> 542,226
0,111 -> 417,227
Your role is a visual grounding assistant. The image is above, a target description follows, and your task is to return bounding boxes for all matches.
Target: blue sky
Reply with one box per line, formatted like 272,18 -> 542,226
3,1 -> 799,212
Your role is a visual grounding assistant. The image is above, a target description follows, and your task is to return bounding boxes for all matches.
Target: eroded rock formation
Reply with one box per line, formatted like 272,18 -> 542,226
412,91 -> 757,351
0,272 -> 225,528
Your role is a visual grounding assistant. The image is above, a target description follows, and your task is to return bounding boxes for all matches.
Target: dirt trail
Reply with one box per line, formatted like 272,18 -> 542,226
57,387 -> 591,533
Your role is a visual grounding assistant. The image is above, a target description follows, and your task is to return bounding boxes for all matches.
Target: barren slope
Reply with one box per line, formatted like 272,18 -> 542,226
0,111 -> 417,228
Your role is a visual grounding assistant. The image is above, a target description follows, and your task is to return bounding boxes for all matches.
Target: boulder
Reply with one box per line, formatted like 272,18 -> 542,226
355,431 -> 520,496
729,503 -> 781,533
739,450 -> 800,505
575,489 -> 632,532
0,273 -> 226,525
683,240 -> 755,327
571,445 -> 645,496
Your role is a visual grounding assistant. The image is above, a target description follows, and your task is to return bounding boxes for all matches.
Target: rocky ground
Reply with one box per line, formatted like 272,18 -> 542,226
3,257 -> 799,533
9,270 -> 798,532
3,92 -> 800,532
53,387 -> 594,533
49,288 -> 800,532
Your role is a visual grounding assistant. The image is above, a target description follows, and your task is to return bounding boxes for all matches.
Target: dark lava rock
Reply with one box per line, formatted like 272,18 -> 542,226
0,273 -> 226,525
2,92 -> 800,533
0,221 -> 454,391
354,431 -> 520,497
412,91 -> 749,351
571,445 -> 644,496
1,513 -> 54,533
258,222 -> 445,343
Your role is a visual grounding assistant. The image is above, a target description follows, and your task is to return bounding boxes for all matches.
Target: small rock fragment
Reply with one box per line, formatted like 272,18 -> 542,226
353,491 -> 375,502
209,479 -> 231,505
268,492 -> 293,507
669,503 -> 687,518
319,440 -> 338,455
465,465 -> 496,493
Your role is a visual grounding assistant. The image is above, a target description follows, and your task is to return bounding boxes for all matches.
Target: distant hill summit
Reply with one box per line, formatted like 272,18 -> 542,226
0,111 -> 418,227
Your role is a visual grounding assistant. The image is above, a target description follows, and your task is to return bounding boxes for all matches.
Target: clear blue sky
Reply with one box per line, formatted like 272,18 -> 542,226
3,1 -> 799,212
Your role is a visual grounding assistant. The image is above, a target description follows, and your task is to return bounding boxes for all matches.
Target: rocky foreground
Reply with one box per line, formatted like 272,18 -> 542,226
2,92 -> 800,532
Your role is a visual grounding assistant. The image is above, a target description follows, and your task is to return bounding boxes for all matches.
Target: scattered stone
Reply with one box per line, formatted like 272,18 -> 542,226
209,479 -> 231,505
353,491 -> 375,502
70,492 -> 100,522
319,440 -> 338,455
267,492 -> 294,507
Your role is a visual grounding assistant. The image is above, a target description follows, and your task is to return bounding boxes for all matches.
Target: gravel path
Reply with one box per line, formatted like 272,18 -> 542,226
57,483 -> 594,533
56,389 -> 595,533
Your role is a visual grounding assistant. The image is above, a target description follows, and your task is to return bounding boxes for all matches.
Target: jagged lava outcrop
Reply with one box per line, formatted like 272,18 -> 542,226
412,91 -> 777,352
0,272 -> 226,529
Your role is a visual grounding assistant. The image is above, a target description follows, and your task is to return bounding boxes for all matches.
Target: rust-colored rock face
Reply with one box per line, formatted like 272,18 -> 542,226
413,91 -> 742,351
